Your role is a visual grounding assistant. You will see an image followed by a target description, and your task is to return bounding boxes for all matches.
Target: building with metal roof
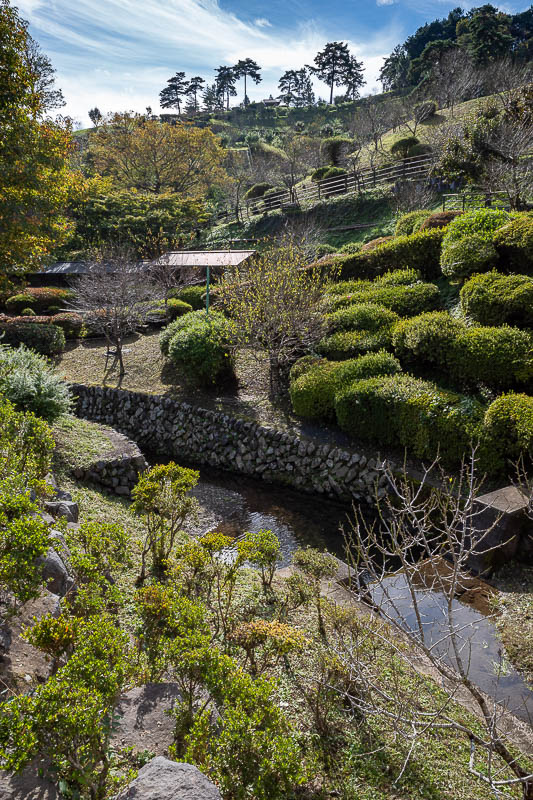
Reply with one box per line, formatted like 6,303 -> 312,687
147,250 -> 256,269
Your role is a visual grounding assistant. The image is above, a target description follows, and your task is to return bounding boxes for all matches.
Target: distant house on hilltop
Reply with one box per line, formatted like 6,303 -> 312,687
261,95 -> 280,107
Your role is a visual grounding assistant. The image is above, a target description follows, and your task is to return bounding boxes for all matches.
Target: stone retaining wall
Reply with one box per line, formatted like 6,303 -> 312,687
70,428 -> 148,497
71,384 -> 389,505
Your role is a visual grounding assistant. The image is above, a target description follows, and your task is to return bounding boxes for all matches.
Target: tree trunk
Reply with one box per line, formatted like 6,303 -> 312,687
269,354 -> 281,397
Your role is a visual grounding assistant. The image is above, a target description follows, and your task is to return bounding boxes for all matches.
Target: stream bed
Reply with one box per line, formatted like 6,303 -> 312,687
167,464 -> 533,725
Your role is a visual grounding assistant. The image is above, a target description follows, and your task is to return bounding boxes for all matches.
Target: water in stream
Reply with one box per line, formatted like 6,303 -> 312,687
174,466 -> 533,725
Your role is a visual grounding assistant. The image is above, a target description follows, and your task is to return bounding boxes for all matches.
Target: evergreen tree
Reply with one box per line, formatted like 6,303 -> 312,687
457,4 -> 513,64
185,76 -> 205,113
202,82 -> 223,112
278,70 -> 299,105
343,54 -> 365,100
88,107 -> 103,128
294,68 -> 315,107
160,72 -> 188,114
214,66 -> 237,110
233,58 -> 262,105
379,45 -> 410,91
309,42 -> 351,104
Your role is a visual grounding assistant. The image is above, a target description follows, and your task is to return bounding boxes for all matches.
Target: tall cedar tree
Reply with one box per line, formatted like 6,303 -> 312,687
214,65 -> 237,110
160,72 -> 188,114
309,42 -> 351,104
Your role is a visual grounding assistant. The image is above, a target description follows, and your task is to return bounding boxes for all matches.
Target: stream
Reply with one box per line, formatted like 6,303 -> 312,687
164,464 -> 533,725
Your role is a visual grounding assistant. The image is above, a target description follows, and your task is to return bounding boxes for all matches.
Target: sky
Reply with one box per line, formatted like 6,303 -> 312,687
14,0 -> 530,127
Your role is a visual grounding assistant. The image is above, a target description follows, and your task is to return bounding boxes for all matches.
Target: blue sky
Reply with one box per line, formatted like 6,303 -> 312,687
15,0 -> 529,126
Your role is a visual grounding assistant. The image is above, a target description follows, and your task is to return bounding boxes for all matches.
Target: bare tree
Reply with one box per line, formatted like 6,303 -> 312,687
335,454 -> 533,799
218,237 -> 333,395
148,252 -> 198,305
428,49 -> 483,116
71,248 -> 159,376
482,59 -> 533,113
390,179 -> 436,214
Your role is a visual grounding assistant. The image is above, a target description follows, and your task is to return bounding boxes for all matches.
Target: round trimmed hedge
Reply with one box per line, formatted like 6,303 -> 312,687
418,210 -> 462,230
166,298 -> 194,320
452,326 -> 533,388
5,287 -> 72,315
329,283 -> 441,317
442,208 -> 509,244
483,393 -> 533,470
317,329 -> 394,360
50,312 -> 84,339
392,312 -> 464,369
395,210 -> 429,236
440,234 -> 499,280
169,285 -> 206,311
289,351 -> 401,420
327,303 -> 399,334
493,214 -> 533,274
460,271 -> 533,328
334,373 -> 483,467
0,321 -> 65,355
160,310 -> 234,386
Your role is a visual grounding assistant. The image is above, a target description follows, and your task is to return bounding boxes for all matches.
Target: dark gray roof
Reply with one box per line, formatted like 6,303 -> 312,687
40,261 -> 90,275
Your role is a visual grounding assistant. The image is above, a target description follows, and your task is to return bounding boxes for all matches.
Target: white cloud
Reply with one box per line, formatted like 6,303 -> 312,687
20,0 -> 399,124
376,0 -> 397,6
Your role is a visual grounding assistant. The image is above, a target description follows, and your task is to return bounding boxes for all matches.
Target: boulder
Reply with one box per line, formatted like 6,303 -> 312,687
117,756 -> 221,800
37,548 -> 69,596
112,683 -> 182,756
43,501 -> 79,524
0,761 -> 58,799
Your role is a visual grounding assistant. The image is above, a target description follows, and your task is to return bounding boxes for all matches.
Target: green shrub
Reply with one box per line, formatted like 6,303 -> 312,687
0,344 -> 71,421
50,313 -> 84,339
290,351 -> 401,420
315,244 -> 336,258
322,166 -> 347,179
166,298 -> 194,320
483,393 -> 533,471
21,308 -> 35,316
330,283 -> 441,317
393,312 -> 533,388
460,271 -> 533,328
160,310 -> 205,356
440,234 -> 498,279
311,166 -> 331,182
326,279 -> 373,297
289,355 -> 326,382
361,236 -> 394,252
390,136 -> 419,158
170,285 -> 207,310
165,312 -> 234,386
0,322 -> 65,355
395,210 -> 429,236
419,211 -> 462,230
392,312 -> 464,369
317,329 -> 393,360
338,241 -> 361,254
493,215 -> 533,274
335,373 -> 483,467
328,303 -> 399,333
375,268 -> 421,286
451,326 -> 533,388
0,397 -> 54,483
320,136 -> 353,166
245,182 -> 273,201
407,143 -> 433,157
335,228 -> 445,281
413,100 -> 437,121
443,208 -> 509,244
5,288 -> 72,315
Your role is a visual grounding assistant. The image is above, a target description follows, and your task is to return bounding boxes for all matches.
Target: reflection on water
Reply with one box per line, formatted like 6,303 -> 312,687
163,463 -> 533,726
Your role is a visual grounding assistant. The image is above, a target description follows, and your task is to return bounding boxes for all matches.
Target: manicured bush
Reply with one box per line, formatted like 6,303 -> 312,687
50,313 -> 84,339
395,210 -> 429,236
315,244 -> 337,258
460,271 -> 533,328
311,166 -> 331,182
418,211 -> 462,230
0,322 -> 65,355
245,182 -> 273,201
493,215 -> 533,274
361,236 -> 394,251
290,351 -> 401,420
375,268 -> 421,286
442,208 -> 509,244
162,310 -> 234,386
320,136 -> 353,166
317,329 -> 393,360
170,285 -> 207,310
338,241 -> 361,254
159,310 -> 205,356
328,303 -> 399,333
393,312 -> 533,388
330,282 -> 441,317
407,143 -> 433,157
413,100 -> 437,121
289,355 -> 326,382
166,298 -> 194,320
5,287 -> 72,315
335,373 -> 483,467
21,308 -> 36,316
451,326 -> 533,388
440,234 -> 498,280
390,136 -> 420,159
0,344 -> 71,421
326,279 -> 373,297
351,228 -> 445,280
392,312 -> 464,369
483,393 -> 533,470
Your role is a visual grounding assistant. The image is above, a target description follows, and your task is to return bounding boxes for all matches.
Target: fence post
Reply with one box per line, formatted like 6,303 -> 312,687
317,182 -> 321,201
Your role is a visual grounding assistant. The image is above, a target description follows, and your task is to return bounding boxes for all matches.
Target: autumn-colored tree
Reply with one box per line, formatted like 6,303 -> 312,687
0,0 -> 75,295
90,113 -> 227,196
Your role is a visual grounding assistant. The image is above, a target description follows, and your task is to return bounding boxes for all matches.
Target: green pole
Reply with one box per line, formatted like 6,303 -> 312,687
206,265 -> 210,318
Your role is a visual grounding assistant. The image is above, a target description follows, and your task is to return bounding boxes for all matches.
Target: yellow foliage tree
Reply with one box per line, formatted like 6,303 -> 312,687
90,113 -> 227,196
